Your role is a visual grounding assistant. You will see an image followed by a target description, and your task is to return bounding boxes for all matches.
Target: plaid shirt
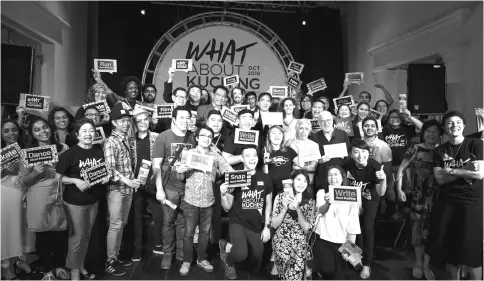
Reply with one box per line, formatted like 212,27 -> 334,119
104,131 -> 134,194
184,147 -> 234,208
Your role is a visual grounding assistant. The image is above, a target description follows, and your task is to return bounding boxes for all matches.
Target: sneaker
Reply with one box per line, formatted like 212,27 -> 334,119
219,239 -> 228,262
131,256 -> 142,262
412,267 -> 423,279
153,245 -> 164,255
54,268 -> 70,280
161,254 -> 172,270
223,261 -> 237,280
197,260 -> 214,273
179,262 -> 191,276
423,267 -> 435,280
118,259 -> 133,267
41,272 -> 57,280
105,259 -> 127,277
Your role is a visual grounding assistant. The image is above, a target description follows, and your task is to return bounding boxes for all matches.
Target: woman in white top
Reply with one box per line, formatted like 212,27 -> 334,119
313,165 -> 361,280
280,98 -> 298,144
288,119 -> 321,185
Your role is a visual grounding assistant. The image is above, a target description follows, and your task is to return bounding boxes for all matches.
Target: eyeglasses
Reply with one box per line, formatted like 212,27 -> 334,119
117,119 -> 131,124
85,113 -> 101,118
198,134 -> 213,139
175,95 -> 187,100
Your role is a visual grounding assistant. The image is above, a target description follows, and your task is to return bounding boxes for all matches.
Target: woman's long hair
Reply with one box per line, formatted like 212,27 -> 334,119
266,125 -> 287,153
27,115 -> 64,152
287,169 -> 313,219
48,107 -> 75,133
1,119 -> 24,149
280,97 -> 299,118
86,83 -> 107,103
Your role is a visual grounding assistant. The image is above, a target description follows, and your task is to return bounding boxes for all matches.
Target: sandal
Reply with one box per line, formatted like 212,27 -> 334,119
55,268 -> 70,280
80,271 -> 96,280
14,259 -> 31,274
360,266 -> 371,279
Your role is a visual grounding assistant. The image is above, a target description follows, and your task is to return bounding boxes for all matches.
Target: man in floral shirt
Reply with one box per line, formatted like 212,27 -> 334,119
176,124 -> 234,276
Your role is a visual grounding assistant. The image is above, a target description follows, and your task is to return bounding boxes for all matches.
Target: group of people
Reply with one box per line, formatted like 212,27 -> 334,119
1,67 -> 483,281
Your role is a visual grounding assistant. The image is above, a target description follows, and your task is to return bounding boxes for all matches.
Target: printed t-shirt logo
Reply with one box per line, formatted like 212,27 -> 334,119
241,189 -> 264,214
270,156 -> 289,166
79,157 -> 103,174
347,171 -> 371,200
385,134 -> 406,148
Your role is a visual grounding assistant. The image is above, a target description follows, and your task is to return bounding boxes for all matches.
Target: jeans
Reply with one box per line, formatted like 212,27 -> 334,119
35,231 -> 68,272
181,200 -> 212,263
133,190 -> 163,255
65,202 -> 98,270
162,188 -> 185,260
226,223 -> 263,271
107,190 -> 133,260
357,200 -> 379,266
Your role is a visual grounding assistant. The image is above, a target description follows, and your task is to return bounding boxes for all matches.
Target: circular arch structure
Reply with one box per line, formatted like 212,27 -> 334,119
142,11 -> 298,87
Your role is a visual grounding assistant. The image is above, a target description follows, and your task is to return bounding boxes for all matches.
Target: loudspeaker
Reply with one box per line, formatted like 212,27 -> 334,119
1,44 -> 34,105
407,64 -> 446,114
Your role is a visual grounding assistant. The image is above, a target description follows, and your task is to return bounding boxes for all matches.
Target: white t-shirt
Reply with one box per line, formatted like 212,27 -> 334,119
315,190 -> 361,244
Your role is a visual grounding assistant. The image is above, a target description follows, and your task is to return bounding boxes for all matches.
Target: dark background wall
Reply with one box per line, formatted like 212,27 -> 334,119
98,2 -> 344,106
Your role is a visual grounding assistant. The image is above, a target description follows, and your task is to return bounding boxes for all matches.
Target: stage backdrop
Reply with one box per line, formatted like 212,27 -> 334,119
151,24 -> 288,104
98,2 -> 344,110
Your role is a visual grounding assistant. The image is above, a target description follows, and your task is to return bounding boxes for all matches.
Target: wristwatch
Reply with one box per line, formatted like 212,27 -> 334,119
449,169 -> 456,175
265,223 -> 271,229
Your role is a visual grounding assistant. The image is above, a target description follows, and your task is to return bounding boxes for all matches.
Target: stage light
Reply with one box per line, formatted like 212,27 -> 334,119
302,20 -> 306,26
141,9 -> 146,15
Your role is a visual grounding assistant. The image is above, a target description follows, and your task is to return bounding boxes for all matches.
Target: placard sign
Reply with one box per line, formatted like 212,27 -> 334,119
134,104 -> 155,114
81,163 -> 110,186
21,94 -> 50,112
307,78 -> 327,95
286,77 -> 302,90
185,152 -> 214,172
310,119 -> 320,131
287,61 -> 304,74
225,170 -> 251,188
323,143 -> 349,159
368,108 -> 384,120
20,145 -> 58,166
94,59 -> 117,74
231,104 -> 249,114
344,72 -> 364,84
333,96 -> 354,110
93,126 -> 106,144
224,75 -> 240,87
172,59 -> 193,72
269,86 -> 288,98
260,112 -> 283,126
221,107 -> 238,125
1,143 -> 21,171
234,128 -> 259,146
282,179 -> 293,195
156,104 -> 174,118
399,94 -> 407,113
329,185 -> 361,206
334,117 -> 354,136
83,100 -> 111,114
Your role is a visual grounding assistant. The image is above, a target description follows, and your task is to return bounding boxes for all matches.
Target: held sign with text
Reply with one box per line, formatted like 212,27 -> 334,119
329,185 -> 361,206
1,142 -> 21,171
20,145 -> 58,166
225,170 -> 252,188
234,128 -> 259,146
81,163 -> 110,186
153,25 -> 288,103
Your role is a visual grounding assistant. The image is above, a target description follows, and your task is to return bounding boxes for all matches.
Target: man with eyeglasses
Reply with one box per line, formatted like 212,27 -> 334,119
129,107 -> 163,262
196,85 -> 229,125
310,111 -> 351,193
154,87 -> 188,133
103,102 -> 141,276
174,124 -> 234,276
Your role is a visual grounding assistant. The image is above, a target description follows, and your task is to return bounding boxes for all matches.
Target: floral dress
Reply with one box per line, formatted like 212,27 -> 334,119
402,144 -> 438,246
272,193 -> 315,281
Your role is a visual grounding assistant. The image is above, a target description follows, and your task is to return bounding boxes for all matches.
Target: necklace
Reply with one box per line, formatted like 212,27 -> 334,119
448,139 -> 464,160
283,116 -> 294,127
213,134 -> 221,147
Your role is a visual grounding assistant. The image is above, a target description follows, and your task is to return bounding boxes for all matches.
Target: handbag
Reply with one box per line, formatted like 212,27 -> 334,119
25,174 -> 67,232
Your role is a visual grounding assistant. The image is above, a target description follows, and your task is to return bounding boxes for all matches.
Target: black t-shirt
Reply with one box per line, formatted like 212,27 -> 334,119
342,158 -> 382,203
267,148 -> 298,194
433,138 -> 483,204
230,171 -> 273,232
56,145 -> 106,205
382,125 -> 416,166
223,129 -> 264,171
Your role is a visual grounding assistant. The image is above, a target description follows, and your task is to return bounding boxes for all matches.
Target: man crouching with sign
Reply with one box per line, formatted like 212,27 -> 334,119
172,124 -> 234,276
218,145 -> 273,280
56,118 -> 110,281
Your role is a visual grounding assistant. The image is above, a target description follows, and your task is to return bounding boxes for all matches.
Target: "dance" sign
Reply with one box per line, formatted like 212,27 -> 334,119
21,145 -> 58,166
